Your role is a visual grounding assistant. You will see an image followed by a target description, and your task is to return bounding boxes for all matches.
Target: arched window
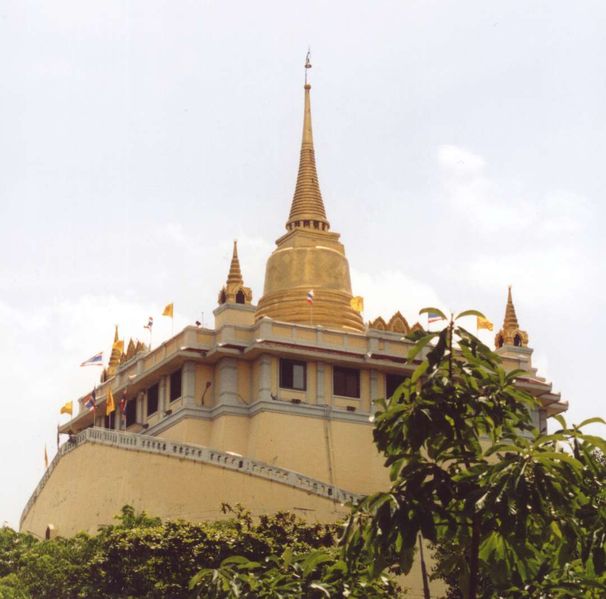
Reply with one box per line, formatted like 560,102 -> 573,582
236,289 -> 245,304
496,334 -> 504,348
219,290 -> 227,305
514,334 -> 522,347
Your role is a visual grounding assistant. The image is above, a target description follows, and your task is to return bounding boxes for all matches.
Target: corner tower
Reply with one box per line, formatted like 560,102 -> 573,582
495,286 -> 529,348
255,56 -> 364,332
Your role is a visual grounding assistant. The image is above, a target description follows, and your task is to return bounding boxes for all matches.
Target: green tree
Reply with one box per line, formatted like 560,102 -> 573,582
0,505 -> 343,598
343,309 -> 606,598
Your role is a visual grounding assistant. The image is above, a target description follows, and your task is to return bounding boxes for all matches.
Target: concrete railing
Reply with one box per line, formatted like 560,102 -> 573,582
20,427 -> 361,529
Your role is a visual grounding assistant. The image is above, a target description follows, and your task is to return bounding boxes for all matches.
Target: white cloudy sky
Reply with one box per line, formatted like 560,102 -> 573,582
1,0 -> 605,529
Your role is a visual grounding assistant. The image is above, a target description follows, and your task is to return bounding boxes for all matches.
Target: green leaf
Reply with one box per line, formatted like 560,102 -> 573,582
455,309 -> 486,320
407,333 -> 438,361
576,417 -> 606,429
550,521 -> 563,540
411,361 -> 429,384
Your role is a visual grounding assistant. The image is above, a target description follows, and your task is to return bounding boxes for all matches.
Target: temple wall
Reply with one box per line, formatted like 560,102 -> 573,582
21,443 -> 348,539
244,411 -> 389,495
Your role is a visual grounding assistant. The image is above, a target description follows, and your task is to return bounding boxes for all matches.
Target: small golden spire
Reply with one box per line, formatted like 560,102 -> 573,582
227,240 -> 243,285
495,286 -> 528,348
285,51 -> 330,232
504,285 -> 519,329
218,240 -> 252,305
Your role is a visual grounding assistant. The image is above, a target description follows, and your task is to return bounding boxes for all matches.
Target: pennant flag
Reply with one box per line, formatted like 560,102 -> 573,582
306,290 -> 314,304
477,316 -> 494,331
427,311 -> 444,324
80,352 -> 103,367
144,316 -> 154,330
162,303 -> 174,318
106,388 -> 116,416
44,445 -> 49,469
60,401 -> 73,416
350,296 -> 364,313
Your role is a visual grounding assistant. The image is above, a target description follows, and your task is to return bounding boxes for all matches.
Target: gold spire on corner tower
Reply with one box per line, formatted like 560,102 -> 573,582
218,240 -> 252,306
227,240 -> 243,285
495,286 -> 529,348
504,285 -> 519,329
285,51 -> 330,232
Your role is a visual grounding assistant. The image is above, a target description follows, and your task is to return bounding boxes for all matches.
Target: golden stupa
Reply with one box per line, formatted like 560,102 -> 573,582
255,60 -> 364,332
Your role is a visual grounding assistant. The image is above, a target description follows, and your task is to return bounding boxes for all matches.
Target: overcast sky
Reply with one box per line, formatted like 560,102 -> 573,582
1,0 -> 605,529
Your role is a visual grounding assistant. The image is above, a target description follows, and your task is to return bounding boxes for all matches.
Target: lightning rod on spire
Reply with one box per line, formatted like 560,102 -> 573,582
304,48 -> 312,85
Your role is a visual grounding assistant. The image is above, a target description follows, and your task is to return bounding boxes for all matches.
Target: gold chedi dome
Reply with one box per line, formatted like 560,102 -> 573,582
255,60 -> 364,332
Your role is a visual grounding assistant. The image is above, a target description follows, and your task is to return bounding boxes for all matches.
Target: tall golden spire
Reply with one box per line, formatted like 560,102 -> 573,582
218,240 -> 252,305
285,52 -> 330,232
495,286 -> 529,348
504,285 -> 519,329
227,240 -> 243,285
255,56 -> 364,332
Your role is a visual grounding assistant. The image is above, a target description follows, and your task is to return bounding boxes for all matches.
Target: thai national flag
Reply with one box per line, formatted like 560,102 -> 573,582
427,311 -> 443,323
84,387 -> 97,411
80,352 -> 103,367
306,290 -> 314,304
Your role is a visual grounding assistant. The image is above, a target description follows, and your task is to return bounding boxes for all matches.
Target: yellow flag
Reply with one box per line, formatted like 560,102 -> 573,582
162,303 -> 174,318
60,401 -> 73,416
477,316 -> 494,331
350,296 -> 364,313
106,388 -> 116,416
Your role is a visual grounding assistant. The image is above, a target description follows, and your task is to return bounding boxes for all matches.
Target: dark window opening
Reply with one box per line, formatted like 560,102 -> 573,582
125,398 -> 137,428
280,359 -> 306,391
236,289 -> 245,304
514,334 -> 522,347
496,335 -> 504,348
219,290 -> 226,304
170,369 -> 182,402
333,367 -> 360,398
147,383 -> 159,416
386,374 -> 404,399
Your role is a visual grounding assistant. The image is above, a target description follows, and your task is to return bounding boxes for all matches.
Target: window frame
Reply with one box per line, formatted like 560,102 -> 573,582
279,359 -> 307,391
125,397 -> 137,428
147,383 -> 159,417
169,369 -> 182,403
333,366 -> 360,399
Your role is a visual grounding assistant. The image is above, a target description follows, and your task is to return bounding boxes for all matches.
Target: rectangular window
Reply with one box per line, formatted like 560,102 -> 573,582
147,383 -> 159,416
170,369 -> 182,402
125,397 -> 137,428
280,359 -> 306,391
333,367 -> 360,398
385,374 -> 404,399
